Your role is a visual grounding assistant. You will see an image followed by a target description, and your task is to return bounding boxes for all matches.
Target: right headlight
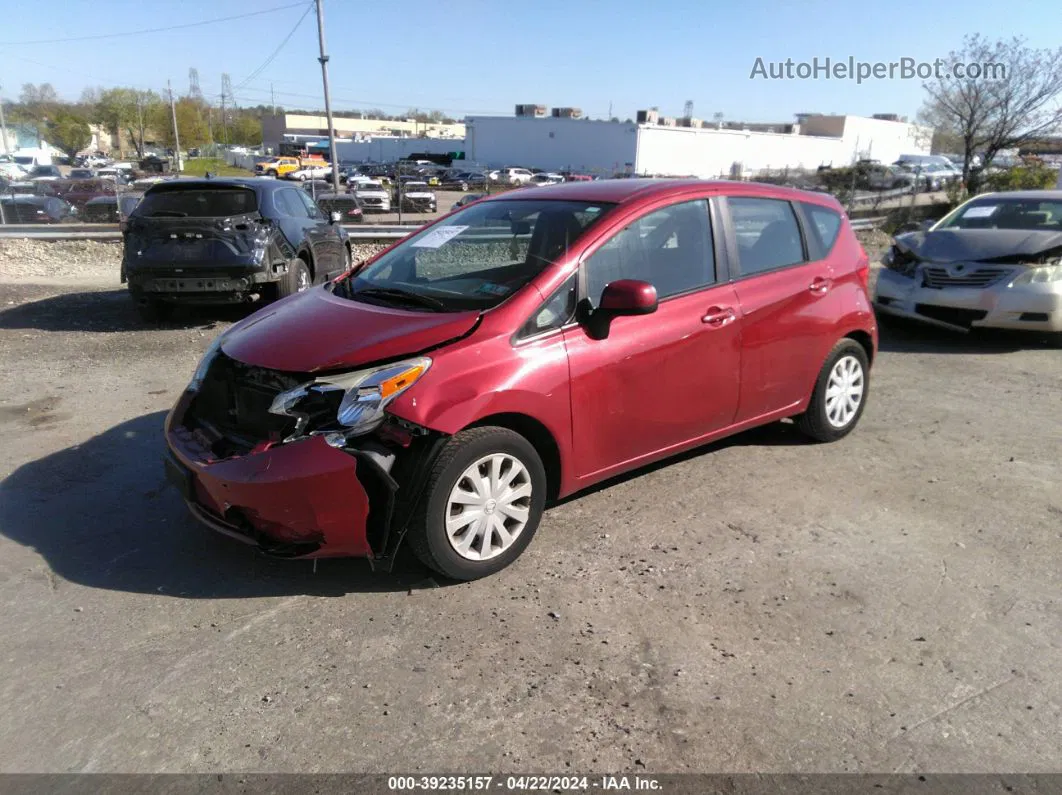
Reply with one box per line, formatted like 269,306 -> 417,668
269,357 -> 431,441
1010,265 -> 1062,285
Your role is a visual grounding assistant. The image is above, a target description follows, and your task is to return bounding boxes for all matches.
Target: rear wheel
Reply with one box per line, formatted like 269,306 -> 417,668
276,257 -> 312,299
796,339 -> 870,442
407,427 -> 547,581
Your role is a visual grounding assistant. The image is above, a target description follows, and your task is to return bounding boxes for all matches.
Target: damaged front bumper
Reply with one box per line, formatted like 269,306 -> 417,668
874,267 -> 1062,333
164,392 -> 421,564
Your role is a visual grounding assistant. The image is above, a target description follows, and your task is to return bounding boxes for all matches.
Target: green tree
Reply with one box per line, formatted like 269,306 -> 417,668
46,112 -> 92,158
150,98 -> 211,148
16,82 -> 59,122
229,114 -> 262,146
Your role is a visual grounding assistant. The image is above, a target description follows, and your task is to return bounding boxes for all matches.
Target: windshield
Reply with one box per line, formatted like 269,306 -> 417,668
936,198 -> 1062,230
14,157 -> 33,165
133,186 -> 258,218
334,198 -> 615,312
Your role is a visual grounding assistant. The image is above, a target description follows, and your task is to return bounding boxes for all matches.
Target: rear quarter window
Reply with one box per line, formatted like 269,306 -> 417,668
801,202 -> 843,253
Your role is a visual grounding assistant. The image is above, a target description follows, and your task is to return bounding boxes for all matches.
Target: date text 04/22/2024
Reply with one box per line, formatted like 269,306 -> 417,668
387,775 -> 663,791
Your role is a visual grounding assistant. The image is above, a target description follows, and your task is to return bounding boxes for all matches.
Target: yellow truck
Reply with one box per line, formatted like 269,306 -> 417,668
254,156 -> 302,178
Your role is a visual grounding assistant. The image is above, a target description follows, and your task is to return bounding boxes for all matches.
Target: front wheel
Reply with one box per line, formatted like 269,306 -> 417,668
407,427 -> 547,581
796,339 -> 870,442
267,169 -> 278,177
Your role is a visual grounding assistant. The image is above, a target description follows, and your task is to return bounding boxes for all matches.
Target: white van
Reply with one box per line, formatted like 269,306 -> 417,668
10,149 -> 54,170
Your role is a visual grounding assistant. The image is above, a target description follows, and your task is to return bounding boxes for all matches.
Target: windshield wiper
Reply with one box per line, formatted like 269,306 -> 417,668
353,286 -> 448,311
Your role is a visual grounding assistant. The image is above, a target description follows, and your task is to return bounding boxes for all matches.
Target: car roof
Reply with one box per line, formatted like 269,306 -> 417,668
482,177 -> 840,207
964,190 -> 1062,201
143,177 -> 283,194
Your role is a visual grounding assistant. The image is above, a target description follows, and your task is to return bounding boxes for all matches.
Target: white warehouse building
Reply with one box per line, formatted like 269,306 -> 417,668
464,110 -> 932,177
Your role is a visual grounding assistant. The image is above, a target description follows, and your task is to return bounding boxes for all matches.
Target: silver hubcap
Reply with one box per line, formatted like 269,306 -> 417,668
825,355 -> 865,428
445,453 -> 532,561
296,267 -> 310,291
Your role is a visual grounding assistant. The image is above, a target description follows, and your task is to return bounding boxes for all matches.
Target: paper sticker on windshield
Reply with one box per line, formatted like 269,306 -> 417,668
477,282 -> 511,297
411,225 -> 468,249
962,205 -> 998,218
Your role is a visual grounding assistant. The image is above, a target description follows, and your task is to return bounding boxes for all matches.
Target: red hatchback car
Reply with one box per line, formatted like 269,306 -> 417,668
165,179 -> 877,580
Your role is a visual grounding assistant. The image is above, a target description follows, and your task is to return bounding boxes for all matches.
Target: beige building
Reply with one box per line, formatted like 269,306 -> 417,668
261,113 -> 465,151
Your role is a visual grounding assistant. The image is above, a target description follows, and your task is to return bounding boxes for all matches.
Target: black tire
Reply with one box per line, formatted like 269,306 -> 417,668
267,169 -> 278,177
276,257 -> 312,299
796,339 -> 870,443
407,426 -> 547,581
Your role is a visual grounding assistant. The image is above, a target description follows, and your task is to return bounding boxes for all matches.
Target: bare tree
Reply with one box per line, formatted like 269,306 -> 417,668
920,35 -> 1062,182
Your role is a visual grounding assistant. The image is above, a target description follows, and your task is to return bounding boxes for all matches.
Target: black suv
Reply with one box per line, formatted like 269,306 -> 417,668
121,178 -> 351,321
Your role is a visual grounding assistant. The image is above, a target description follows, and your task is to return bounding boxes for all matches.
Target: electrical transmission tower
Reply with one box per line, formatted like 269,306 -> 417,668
683,100 -> 694,120
188,68 -> 203,102
220,73 -> 233,144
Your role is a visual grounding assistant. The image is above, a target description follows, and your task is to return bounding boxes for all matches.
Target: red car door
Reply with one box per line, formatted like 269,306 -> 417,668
563,197 -> 742,483
723,195 -> 836,422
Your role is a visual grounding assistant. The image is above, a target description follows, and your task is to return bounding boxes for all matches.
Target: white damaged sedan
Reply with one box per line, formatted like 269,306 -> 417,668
874,190 -> 1062,344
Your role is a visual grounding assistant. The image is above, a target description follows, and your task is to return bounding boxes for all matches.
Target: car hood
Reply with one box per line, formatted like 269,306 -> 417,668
894,228 -> 1062,263
221,285 -> 480,373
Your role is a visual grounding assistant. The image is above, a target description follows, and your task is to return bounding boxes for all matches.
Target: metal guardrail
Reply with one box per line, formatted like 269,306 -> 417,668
0,216 -> 890,241
849,187 -> 912,205
0,223 -> 424,242
849,217 -> 886,231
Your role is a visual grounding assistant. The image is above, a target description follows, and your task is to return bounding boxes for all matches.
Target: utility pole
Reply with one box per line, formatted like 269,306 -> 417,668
314,0 -> 342,193
271,83 -> 276,116
221,74 -> 233,145
0,84 -> 10,155
168,80 -> 182,172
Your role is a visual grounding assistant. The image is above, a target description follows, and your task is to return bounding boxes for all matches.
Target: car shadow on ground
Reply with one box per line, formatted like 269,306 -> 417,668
876,315 -> 1059,355
0,411 -> 438,598
0,288 -> 257,333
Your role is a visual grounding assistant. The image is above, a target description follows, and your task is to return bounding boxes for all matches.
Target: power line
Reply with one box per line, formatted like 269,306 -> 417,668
234,2 -> 315,92
0,3 -> 307,46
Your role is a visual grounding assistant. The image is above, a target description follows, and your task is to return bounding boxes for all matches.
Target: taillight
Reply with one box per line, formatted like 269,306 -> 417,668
856,253 -> 870,290
348,208 -> 361,216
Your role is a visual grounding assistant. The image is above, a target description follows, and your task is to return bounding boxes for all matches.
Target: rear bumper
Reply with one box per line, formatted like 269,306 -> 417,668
875,268 -> 1062,333
164,392 -> 373,558
125,262 -> 288,301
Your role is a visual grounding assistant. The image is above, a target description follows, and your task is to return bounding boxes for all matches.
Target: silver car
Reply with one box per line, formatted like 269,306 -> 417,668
874,190 -> 1062,340
353,180 -> 391,213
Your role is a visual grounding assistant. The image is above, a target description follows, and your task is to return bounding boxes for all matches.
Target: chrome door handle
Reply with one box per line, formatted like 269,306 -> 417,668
702,306 -> 736,327
809,277 -> 831,294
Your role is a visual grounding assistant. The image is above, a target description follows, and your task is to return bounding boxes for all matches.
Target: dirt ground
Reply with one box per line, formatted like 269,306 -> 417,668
0,239 -> 1059,774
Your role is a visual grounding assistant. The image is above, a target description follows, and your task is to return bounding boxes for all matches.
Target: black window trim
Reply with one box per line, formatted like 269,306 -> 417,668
511,273 -> 580,345
575,195 -> 729,309
721,195 -> 813,281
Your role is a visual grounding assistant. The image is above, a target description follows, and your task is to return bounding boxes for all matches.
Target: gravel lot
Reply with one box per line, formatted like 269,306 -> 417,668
0,237 -> 1059,774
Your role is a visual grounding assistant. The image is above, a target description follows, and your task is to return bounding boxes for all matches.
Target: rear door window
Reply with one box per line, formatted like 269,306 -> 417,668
727,197 -> 806,276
